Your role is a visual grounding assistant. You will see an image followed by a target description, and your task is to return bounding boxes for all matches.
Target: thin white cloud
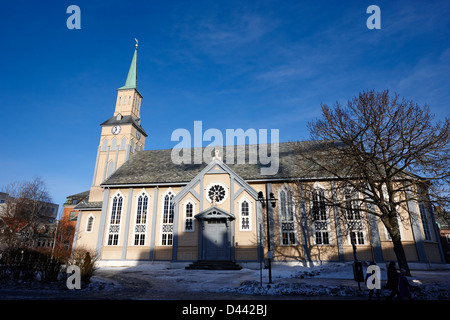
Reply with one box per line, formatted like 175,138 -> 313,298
175,11 -> 275,56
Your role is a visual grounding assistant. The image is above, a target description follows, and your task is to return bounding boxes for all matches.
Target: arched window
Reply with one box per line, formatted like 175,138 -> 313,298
184,202 -> 194,232
419,202 -> 432,241
86,216 -> 94,232
312,188 -> 330,245
344,190 -> 365,245
134,192 -> 148,245
108,194 -> 123,245
161,191 -> 175,245
279,188 -> 296,245
240,200 -> 251,231
163,192 -> 174,224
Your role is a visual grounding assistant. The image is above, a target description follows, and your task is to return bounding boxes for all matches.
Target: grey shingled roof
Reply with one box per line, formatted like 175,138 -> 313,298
74,195 -> 103,210
67,190 -> 90,199
101,141 -> 341,186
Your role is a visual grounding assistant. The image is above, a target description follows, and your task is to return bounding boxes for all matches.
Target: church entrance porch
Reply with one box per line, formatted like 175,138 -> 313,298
187,207 -> 242,270
194,206 -> 236,263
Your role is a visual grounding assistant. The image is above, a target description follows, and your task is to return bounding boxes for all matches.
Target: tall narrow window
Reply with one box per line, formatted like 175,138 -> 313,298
134,192 -> 148,245
312,188 -> 330,245
86,216 -> 94,232
108,194 -> 123,245
345,191 -> 365,245
279,189 -> 296,245
184,202 -> 194,232
240,200 -> 250,231
161,191 -> 175,245
419,202 -> 432,241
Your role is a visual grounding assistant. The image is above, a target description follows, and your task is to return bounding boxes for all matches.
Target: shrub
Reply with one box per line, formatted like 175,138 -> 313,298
66,247 -> 98,286
0,248 -> 65,283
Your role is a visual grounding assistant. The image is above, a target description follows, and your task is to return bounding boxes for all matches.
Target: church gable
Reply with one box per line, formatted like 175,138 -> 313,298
173,158 -> 258,213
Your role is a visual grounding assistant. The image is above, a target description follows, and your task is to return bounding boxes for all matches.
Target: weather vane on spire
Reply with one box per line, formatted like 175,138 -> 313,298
135,38 -> 138,48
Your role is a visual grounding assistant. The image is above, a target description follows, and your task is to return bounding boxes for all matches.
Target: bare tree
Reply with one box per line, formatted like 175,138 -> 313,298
295,89 -> 449,275
0,177 -> 53,249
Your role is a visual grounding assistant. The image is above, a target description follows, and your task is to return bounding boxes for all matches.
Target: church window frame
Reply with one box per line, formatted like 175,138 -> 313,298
238,196 -> 252,232
343,189 -> 367,246
278,185 -> 297,245
206,182 -> 228,205
311,186 -> 331,245
85,215 -> 94,233
133,191 -> 149,246
418,202 -> 433,241
107,192 -> 124,246
161,190 -> 175,246
182,198 -> 195,233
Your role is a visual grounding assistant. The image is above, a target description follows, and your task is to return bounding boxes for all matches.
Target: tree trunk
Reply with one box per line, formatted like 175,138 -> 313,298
391,233 -> 411,276
383,216 -> 411,276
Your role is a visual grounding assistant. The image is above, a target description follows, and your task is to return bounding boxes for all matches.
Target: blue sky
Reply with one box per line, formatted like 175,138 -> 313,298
0,0 -> 449,217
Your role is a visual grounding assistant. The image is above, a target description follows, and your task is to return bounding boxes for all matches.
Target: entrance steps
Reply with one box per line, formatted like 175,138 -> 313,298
185,260 -> 242,270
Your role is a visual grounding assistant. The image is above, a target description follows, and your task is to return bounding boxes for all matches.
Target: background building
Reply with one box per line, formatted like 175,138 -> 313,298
0,191 -> 59,250
59,190 -> 89,251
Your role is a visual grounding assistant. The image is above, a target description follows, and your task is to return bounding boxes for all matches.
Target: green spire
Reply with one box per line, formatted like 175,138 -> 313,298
118,44 -> 138,90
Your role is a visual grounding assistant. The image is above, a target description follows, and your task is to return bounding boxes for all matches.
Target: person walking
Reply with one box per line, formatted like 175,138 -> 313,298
386,261 -> 399,300
398,269 -> 412,300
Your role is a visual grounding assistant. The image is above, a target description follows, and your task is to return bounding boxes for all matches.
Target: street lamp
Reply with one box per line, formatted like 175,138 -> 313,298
257,191 -> 277,284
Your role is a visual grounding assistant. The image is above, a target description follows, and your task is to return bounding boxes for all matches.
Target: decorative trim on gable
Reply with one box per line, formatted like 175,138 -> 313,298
195,205 -> 235,221
206,164 -> 227,174
172,158 -> 258,206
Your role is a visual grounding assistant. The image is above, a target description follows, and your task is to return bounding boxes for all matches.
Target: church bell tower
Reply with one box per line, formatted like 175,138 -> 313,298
89,41 -> 147,201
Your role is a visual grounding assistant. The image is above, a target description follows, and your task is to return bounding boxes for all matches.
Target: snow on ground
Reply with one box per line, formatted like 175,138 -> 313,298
223,262 -> 450,299
94,261 -> 450,299
1,262 -> 449,299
